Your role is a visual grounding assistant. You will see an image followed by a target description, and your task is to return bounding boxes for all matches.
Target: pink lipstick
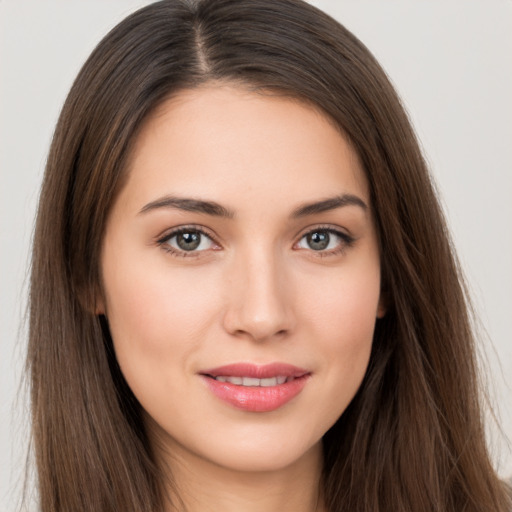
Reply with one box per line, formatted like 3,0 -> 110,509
200,363 -> 310,412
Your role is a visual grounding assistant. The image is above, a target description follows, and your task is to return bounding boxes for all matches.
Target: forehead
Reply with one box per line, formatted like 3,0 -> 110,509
121,84 -> 369,212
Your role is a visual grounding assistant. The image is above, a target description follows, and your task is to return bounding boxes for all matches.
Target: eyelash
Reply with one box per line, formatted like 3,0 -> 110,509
156,225 -> 219,258
156,225 -> 355,258
295,225 -> 355,257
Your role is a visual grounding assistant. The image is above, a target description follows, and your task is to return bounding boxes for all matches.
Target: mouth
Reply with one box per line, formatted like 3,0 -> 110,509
209,375 -> 294,386
200,363 -> 311,412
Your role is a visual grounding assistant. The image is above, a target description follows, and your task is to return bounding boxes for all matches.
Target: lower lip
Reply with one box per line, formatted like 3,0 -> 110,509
202,375 -> 310,412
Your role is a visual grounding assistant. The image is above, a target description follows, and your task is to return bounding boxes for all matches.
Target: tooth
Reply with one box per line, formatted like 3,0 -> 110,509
214,376 -> 291,386
242,377 -> 260,386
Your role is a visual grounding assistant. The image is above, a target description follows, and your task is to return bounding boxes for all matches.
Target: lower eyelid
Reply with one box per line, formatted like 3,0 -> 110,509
156,227 -> 219,255
156,226 -> 354,258
296,228 -> 353,248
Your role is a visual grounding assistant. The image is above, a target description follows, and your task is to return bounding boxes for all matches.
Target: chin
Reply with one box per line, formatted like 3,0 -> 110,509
198,433 -> 322,474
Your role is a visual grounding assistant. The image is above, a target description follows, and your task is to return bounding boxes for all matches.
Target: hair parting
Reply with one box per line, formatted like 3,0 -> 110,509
27,1 -> 511,511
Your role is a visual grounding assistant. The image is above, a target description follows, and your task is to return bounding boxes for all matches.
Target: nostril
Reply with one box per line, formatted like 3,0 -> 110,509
221,273 -> 295,340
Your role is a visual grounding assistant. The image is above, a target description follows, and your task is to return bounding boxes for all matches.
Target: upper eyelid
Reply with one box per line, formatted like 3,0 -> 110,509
295,223 -> 352,240
156,226 -> 220,258
294,227 -> 356,260
156,224 -> 218,244
155,223 -> 353,250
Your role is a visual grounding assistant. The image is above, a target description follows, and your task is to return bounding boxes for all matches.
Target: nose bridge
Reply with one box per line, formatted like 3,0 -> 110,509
223,242 -> 293,341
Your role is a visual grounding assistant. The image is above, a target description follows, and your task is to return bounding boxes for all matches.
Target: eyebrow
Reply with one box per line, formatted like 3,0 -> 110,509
138,193 -> 368,218
138,196 -> 235,218
291,194 -> 368,218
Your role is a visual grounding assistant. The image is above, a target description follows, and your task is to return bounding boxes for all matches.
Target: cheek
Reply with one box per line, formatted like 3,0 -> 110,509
304,258 -> 381,349
102,256 -> 222,381
299,261 -> 380,414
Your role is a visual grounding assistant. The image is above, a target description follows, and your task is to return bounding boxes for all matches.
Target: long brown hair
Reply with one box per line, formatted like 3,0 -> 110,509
28,0 -> 511,510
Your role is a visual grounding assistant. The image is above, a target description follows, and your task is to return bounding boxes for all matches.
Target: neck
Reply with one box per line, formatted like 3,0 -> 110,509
158,441 -> 325,512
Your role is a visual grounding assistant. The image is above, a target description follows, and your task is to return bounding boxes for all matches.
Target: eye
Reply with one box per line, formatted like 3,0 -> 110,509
296,228 -> 353,254
158,227 -> 218,255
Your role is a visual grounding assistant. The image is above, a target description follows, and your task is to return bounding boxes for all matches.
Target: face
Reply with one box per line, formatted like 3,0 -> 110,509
99,85 -> 384,474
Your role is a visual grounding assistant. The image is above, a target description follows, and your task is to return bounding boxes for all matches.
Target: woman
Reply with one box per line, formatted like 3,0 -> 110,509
27,0 -> 511,511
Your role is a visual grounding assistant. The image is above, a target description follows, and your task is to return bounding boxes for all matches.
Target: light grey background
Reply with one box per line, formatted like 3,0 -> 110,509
1,1 -> 511,509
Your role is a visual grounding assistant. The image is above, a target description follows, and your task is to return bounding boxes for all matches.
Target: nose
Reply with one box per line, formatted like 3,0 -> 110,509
222,247 -> 295,342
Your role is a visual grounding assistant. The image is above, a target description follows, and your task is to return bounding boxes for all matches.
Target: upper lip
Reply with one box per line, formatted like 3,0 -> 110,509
200,362 -> 310,379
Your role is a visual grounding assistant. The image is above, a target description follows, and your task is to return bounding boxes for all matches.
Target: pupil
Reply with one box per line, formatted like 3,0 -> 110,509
177,232 -> 201,251
308,231 -> 329,250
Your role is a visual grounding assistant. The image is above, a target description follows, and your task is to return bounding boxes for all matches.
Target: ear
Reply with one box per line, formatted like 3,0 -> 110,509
79,281 -> 106,316
95,297 -> 106,316
376,293 -> 387,319
94,284 -> 107,316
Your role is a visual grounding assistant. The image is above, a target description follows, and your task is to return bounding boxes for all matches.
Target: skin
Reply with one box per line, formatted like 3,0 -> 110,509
99,84 -> 385,512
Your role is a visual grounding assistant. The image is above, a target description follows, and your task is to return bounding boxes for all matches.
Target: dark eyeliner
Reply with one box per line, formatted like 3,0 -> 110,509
156,225 -> 218,257
298,225 -> 356,256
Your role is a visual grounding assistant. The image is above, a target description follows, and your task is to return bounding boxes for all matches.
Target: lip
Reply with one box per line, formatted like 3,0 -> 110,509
200,363 -> 311,412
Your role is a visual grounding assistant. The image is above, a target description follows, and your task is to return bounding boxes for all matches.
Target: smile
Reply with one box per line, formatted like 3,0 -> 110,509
213,376 -> 292,386
200,363 -> 310,412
